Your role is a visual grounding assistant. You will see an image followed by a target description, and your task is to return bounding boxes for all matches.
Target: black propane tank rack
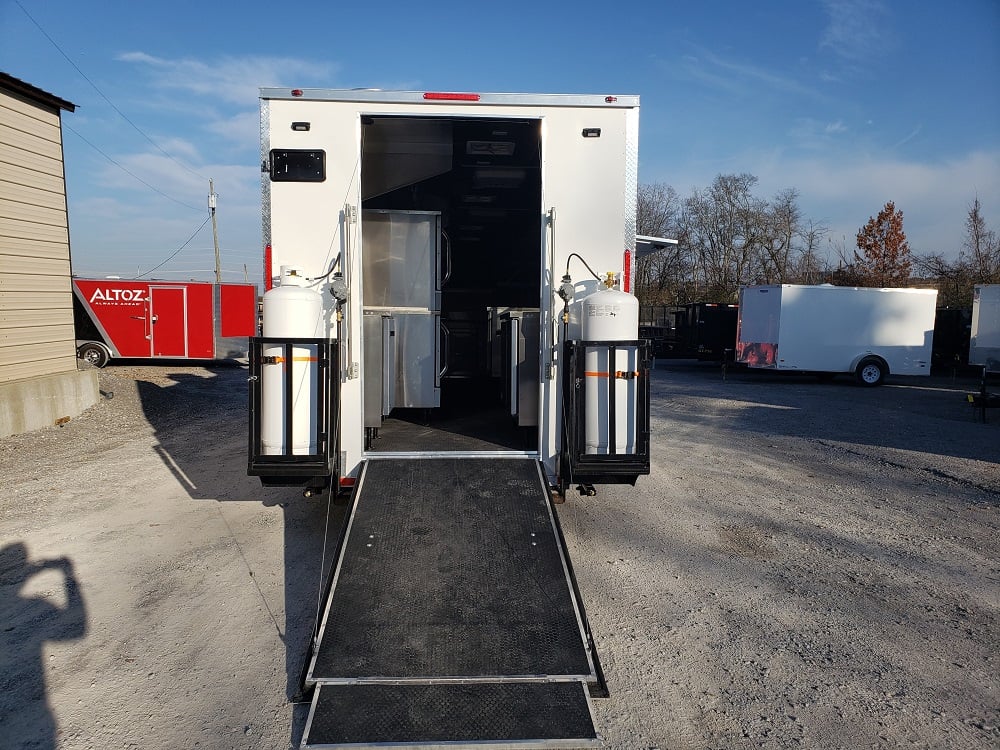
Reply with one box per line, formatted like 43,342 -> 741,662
560,339 -> 651,494
247,337 -> 340,490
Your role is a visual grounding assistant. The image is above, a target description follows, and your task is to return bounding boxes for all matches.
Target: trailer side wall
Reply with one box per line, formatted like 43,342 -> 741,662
969,284 -> 1000,372
737,285 -> 936,376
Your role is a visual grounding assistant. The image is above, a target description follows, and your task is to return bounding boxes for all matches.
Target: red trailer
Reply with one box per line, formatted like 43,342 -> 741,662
72,279 -> 258,367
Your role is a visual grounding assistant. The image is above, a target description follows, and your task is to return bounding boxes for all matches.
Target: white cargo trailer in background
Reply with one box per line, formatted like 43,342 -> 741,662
969,284 -> 1000,373
736,284 -> 938,385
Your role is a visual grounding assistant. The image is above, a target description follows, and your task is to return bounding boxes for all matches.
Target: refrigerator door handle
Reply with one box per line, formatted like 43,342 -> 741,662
509,317 -> 520,418
439,229 -> 452,289
438,317 -> 450,384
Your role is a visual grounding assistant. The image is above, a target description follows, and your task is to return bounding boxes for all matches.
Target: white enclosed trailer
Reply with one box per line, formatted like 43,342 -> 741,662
246,89 -> 651,747
248,88 -> 649,489
969,284 -> 1000,372
736,284 -> 938,385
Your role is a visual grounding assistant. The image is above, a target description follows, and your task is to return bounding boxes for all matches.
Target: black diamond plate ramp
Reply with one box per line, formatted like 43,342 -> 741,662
302,457 -> 601,748
310,457 -> 594,681
303,682 -> 598,748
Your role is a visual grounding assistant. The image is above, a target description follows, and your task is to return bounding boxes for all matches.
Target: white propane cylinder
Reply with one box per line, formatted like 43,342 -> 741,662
261,266 -> 325,456
581,277 -> 640,455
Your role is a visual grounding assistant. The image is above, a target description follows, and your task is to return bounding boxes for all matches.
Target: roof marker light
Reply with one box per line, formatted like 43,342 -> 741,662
605,96 -> 618,103
291,89 -> 304,97
423,92 -> 480,101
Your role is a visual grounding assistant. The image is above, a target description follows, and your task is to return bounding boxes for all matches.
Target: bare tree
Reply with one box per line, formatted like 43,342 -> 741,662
635,183 -> 684,304
681,173 -> 764,300
637,182 -> 679,238
754,188 -> 801,284
913,252 -> 974,308
962,197 -> 1000,283
792,219 -> 830,284
855,201 -> 912,286
636,176 -> 836,300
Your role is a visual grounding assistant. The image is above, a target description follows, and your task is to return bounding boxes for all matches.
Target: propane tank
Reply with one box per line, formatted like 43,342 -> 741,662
261,266 -> 325,455
581,273 -> 640,455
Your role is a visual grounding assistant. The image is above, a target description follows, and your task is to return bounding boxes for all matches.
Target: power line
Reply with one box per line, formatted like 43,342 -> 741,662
135,215 -> 212,279
64,124 -> 204,212
15,0 -> 205,182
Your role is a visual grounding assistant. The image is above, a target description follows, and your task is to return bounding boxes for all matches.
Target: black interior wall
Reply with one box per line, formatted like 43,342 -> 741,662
360,116 -> 542,315
360,116 -> 542,415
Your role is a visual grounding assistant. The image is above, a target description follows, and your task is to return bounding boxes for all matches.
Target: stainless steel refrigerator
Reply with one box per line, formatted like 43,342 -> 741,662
362,210 -> 446,427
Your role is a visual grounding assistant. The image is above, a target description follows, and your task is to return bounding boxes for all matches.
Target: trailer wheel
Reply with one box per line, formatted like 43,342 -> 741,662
855,357 -> 887,387
78,343 -> 110,368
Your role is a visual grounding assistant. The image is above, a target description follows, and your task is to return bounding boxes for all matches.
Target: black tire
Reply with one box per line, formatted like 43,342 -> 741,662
855,357 -> 886,387
78,343 -> 110,368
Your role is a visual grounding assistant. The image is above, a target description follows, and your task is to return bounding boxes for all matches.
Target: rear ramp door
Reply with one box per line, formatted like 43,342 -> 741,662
302,457 -> 601,748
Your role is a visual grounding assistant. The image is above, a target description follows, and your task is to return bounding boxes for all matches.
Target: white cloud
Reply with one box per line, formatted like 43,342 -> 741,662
892,125 -> 923,149
205,110 -> 261,148
819,0 -> 894,67
753,149 -> 1000,256
96,152 -> 205,200
117,52 -> 337,105
785,118 -> 851,150
671,47 -> 822,101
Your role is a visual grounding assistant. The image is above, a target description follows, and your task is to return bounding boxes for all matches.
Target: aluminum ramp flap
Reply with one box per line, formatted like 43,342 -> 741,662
302,457 -> 601,749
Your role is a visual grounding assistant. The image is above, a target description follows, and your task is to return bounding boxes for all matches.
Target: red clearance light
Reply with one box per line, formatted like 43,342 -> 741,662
605,96 -> 618,103
340,477 -> 356,487
423,92 -> 480,101
291,89 -> 304,97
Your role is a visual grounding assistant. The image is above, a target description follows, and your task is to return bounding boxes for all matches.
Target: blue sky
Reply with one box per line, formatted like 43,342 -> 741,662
2,0 -> 998,283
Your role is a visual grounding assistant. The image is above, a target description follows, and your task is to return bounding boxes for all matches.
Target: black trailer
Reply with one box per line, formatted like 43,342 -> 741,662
932,307 -> 972,372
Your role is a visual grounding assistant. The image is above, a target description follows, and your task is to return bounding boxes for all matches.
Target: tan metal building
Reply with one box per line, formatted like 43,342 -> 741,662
0,72 -> 98,437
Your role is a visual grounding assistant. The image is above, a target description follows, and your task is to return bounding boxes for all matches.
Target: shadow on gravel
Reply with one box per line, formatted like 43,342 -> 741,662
650,360 -> 998,467
129,364 -> 344,746
0,543 -> 87,750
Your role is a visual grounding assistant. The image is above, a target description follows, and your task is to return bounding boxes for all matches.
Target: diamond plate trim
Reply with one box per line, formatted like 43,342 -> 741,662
260,99 -> 272,285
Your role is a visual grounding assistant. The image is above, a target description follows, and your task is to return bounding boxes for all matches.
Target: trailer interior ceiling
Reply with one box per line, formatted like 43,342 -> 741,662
361,115 -> 543,451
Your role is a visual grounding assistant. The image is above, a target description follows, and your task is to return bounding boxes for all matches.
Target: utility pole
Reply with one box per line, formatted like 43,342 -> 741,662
209,179 -> 221,284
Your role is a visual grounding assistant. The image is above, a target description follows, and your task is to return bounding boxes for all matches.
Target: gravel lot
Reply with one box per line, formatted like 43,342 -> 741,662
0,359 -> 997,749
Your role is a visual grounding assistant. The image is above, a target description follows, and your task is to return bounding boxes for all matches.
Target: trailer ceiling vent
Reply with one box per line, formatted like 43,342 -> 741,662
472,168 -> 525,189
466,140 -> 516,157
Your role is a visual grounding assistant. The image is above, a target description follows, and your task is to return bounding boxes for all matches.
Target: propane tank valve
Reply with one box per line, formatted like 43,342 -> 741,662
329,273 -> 348,304
557,273 -> 575,304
